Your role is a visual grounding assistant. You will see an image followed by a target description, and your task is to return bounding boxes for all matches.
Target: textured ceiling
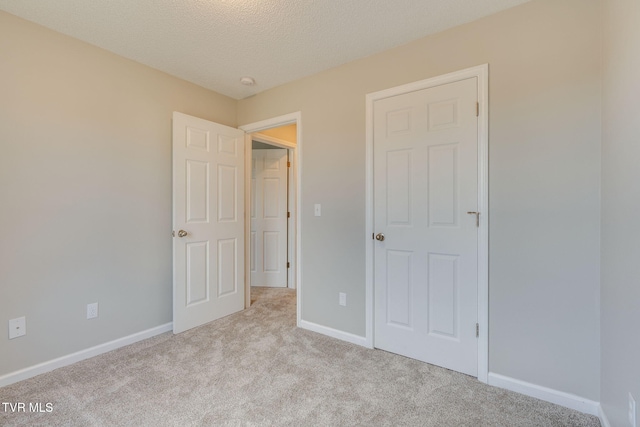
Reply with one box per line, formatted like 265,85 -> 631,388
0,0 -> 529,99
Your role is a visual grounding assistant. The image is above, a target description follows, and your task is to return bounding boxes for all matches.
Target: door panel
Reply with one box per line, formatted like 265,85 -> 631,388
427,253 -> 458,338
428,144 -> 459,226
386,250 -> 413,328
186,241 -> 208,305
217,238 -> 237,296
251,149 -> 288,287
173,112 -> 245,334
374,78 -> 479,376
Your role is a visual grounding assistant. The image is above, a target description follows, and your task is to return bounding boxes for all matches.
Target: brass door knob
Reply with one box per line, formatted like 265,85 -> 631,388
177,230 -> 188,238
375,233 -> 385,241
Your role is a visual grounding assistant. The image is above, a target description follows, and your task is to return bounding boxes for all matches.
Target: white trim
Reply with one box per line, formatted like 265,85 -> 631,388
365,64 -> 490,380
243,133 -> 253,308
476,64 -> 489,383
0,323 -> 172,387
252,132 -> 296,149
287,147 -> 297,290
299,320 -> 368,347
365,90 -> 374,349
598,404 -> 612,427
240,112 -> 302,324
239,114 -> 298,133
488,372 -> 600,416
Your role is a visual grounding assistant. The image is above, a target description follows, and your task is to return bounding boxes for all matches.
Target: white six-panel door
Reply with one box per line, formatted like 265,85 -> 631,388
251,149 -> 288,287
173,112 -> 245,334
373,78 -> 479,376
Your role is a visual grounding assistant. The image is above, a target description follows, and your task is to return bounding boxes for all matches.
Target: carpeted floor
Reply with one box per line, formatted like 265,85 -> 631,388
0,287 -> 600,426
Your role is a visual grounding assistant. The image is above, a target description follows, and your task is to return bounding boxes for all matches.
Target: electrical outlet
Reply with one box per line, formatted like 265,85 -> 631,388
339,292 -> 347,307
9,316 -> 26,339
630,393 -> 637,427
87,303 -> 98,319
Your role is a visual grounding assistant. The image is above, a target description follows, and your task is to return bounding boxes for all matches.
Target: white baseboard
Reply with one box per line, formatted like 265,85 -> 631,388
0,323 -> 172,388
598,404 -> 612,427
488,372 -> 599,416
299,319 -> 369,347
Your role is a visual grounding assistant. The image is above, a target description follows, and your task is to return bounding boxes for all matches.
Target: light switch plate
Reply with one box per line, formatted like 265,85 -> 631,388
9,316 -> 26,339
339,292 -> 347,306
314,204 -> 321,217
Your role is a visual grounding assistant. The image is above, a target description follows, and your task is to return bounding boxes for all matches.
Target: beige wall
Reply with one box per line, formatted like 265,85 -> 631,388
0,11 -> 236,376
601,0 -> 640,425
238,0 -> 602,400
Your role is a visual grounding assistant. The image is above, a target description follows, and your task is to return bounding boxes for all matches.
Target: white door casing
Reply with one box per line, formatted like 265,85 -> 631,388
173,112 -> 245,334
367,65 -> 488,380
251,148 -> 288,287
240,113 -> 301,314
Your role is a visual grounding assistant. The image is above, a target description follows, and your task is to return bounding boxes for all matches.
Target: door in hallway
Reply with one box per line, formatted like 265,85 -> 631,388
251,148 -> 288,287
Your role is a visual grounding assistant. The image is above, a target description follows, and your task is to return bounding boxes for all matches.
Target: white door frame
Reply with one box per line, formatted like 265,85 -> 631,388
365,65 -> 489,383
239,113 -> 302,324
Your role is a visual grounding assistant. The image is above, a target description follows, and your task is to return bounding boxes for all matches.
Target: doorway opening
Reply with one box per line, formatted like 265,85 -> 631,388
240,113 -> 302,325
250,128 -> 294,289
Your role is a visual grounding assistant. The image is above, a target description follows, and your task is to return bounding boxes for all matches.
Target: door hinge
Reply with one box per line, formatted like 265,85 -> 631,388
476,102 -> 479,117
287,161 -> 291,168
287,262 -> 290,268
476,323 -> 479,338
467,211 -> 480,228
287,211 -> 290,218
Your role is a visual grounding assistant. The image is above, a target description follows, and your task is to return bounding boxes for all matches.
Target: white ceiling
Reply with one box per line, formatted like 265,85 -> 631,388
0,0 -> 529,99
